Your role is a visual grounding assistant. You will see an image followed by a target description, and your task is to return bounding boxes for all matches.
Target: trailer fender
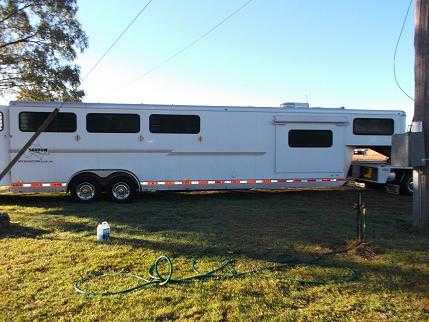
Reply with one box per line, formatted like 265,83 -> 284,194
67,170 -> 141,193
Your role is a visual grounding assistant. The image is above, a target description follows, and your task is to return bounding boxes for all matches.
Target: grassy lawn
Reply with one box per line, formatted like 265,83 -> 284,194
0,187 -> 428,320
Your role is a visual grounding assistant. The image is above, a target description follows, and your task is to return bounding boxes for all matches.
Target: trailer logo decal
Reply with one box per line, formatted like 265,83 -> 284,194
20,145 -> 52,163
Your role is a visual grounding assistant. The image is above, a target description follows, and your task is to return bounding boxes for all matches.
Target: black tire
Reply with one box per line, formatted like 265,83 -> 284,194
70,176 -> 101,202
107,177 -> 137,203
400,175 -> 413,196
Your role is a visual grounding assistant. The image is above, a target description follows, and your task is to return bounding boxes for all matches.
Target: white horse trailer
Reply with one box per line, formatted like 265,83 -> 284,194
0,101 -> 406,202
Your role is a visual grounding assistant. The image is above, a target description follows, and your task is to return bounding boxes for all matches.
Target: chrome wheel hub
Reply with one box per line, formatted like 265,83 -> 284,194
112,182 -> 130,200
76,182 -> 96,201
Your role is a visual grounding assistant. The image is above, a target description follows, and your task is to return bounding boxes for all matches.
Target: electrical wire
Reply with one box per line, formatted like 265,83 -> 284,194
393,0 -> 414,101
82,0 -> 155,82
122,0 -> 257,89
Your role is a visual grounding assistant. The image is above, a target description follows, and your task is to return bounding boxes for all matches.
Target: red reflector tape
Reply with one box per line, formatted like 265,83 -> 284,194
10,178 -> 344,190
10,182 -> 66,189
138,178 -> 344,187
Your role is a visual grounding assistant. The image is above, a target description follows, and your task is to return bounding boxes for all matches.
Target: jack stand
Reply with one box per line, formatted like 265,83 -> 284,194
352,191 -> 376,259
354,191 -> 367,243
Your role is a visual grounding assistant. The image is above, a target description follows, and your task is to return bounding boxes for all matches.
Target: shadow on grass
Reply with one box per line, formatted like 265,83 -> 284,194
0,223 -> 49,239
0,189 -> 427,298
0,189 -> 419,254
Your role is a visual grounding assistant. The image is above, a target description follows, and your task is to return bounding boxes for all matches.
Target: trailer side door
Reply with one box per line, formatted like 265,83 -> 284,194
274,115 -> 348,177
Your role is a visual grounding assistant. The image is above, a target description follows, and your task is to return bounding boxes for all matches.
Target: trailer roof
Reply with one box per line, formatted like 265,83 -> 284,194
8,101 -> 406,116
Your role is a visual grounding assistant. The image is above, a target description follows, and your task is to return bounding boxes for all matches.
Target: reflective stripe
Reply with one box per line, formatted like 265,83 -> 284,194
9,177 -> 344,191
10,182 -> 67,189
138,178 -> 344,187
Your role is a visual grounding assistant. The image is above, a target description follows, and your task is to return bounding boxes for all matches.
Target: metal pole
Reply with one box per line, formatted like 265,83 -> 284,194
357,192 -> 362,241
355,191 -> 366,242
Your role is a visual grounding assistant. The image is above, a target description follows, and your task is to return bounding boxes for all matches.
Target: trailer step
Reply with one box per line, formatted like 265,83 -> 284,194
386,184 -> 400,195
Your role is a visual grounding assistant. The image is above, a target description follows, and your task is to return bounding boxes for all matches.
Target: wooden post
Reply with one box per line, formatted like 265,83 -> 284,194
413,0 -> 429,227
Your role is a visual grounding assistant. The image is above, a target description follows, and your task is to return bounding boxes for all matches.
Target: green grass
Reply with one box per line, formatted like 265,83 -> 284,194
0,188 -> 428,320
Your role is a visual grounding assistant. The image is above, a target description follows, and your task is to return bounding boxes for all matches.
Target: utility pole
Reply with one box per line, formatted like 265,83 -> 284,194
413,0 -> 429,227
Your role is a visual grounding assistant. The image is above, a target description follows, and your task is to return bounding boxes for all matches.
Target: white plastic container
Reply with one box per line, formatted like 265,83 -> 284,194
96,222 -> 110,241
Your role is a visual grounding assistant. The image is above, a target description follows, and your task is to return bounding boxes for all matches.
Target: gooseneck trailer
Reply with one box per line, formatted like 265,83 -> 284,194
0,101 -> 409,202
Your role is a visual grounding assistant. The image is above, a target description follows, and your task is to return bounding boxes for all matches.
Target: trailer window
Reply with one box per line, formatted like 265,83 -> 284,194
149,114 -> 200,134
353,118 -> 394,135
86,113 -> 140,133
288,130 -> 333,148
19,112 -> 76,132
0,112 -> 3,131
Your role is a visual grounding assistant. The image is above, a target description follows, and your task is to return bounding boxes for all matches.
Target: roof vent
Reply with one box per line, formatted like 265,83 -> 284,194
280,102 -> 310,109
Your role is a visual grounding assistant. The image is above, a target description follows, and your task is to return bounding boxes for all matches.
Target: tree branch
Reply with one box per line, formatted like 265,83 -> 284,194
0,33 -> 38,49
0,3 -> 33,24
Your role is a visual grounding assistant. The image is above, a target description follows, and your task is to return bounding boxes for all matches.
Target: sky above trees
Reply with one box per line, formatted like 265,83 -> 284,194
1,0 -> 416,123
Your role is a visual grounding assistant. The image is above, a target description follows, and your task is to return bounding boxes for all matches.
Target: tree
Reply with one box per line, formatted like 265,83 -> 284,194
0,0 -> 88,101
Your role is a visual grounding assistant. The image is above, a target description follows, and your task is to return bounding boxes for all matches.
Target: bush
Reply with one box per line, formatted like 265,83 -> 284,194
0,212 -> 10,229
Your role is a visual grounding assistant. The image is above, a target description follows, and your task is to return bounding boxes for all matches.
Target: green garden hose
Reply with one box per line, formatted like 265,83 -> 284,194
74,244 -> 361,297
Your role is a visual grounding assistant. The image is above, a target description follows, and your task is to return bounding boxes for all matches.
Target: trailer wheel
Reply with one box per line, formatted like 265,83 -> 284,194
71,177 -> 101,202
400,175 -> 413,196
108,177 -> 136,203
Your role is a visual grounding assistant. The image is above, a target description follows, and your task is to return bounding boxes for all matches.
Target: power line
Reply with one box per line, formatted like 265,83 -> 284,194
82,0 -> 155,82
123,0 -> 256,89
393,0 -> 414,101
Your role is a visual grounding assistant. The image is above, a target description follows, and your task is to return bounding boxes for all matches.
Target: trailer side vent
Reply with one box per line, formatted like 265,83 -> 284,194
280,102 -> 310,109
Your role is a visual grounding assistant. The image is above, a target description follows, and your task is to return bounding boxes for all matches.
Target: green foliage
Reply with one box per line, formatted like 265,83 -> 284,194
0,0 -> 88,101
